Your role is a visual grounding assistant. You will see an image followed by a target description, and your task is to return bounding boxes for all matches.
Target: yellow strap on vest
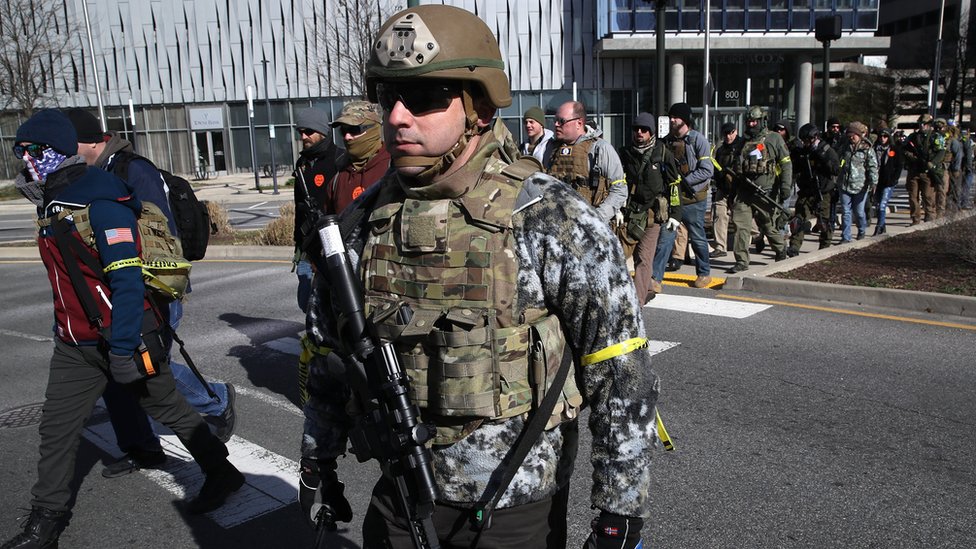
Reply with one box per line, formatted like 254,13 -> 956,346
656,408 -> 674,451
780,156 -> 792,164
103,257 -> 142,273
581,337 -> 647,366
609,178 -> 626,186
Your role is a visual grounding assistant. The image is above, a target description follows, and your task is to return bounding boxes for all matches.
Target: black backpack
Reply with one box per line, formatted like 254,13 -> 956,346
111,152 -> 212,261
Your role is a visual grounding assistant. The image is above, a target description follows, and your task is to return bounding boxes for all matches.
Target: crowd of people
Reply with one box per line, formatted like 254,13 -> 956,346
522,105 -> 974,303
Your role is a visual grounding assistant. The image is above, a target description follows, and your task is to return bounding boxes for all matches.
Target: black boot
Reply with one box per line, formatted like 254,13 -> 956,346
185,460 -> 245,515
1,507 -> 67,549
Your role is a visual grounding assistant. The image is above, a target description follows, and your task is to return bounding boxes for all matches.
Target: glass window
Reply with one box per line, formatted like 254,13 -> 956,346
814,0 -> 832,8
726,10 -> 745,30
747,0 -> 766,8
793,0 -> 810,7
858,0 -> 879,7
681,11 -> 701,31
747,11 -> 767,30
857,10 -> 878,29
771,10 -> 789,30
614,12 -> 634,32
725,0 -> 745,8
792,10 -> 811,30
636,12 -> 654,29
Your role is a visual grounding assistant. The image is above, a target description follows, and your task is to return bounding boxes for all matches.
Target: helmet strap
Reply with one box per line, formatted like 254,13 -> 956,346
393,82 -> 484,184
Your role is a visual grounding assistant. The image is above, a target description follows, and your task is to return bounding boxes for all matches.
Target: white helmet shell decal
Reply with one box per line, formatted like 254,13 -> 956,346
374,12 -> 440,69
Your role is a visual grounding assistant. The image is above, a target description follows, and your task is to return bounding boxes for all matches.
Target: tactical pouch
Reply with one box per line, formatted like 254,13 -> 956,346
651,196 -> 670,224
625,209 -> 649,241
134,309 -> 166,379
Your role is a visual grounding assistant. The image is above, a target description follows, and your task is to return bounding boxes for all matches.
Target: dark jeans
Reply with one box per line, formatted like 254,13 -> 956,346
361,477 -> 557,549
31,340 -> 228,512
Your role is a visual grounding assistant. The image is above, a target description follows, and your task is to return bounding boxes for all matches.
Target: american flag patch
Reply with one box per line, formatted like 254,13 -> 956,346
104,228 -> 134,245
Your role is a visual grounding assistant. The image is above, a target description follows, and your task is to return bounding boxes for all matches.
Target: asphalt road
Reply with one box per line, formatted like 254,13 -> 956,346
0,258 -> 973,548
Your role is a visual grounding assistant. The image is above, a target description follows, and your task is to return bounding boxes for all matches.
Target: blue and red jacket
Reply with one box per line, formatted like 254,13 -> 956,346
36,163 -> 149,356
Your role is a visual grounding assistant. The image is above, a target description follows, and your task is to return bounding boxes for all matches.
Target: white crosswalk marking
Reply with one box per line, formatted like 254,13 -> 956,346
83,408 -> 298,528
263,336 -> 302,356
646,294 -> 771,318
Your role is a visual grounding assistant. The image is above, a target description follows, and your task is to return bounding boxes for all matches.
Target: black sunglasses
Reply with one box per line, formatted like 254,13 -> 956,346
338,123 -> 376,136
375,81 -> 460,115
12,143 -> 49,160
297,128 -> 318,137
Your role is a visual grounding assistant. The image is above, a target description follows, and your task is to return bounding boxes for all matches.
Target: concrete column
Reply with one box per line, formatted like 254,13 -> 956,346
669,55 -> 685,107
797,57 -> 814,129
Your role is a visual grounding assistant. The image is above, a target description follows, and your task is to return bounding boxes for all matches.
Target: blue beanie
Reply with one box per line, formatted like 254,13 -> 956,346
15,109 -> 78,156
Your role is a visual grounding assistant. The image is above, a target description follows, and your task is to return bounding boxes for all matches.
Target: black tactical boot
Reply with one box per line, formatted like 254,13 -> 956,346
1,507 -> 67,549
185,460 -> 245,515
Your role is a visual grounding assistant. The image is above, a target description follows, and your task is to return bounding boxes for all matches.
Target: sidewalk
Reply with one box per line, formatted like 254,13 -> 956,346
661,208 -> 976,319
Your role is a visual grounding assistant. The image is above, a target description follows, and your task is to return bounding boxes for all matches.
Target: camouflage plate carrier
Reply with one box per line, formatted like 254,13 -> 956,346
547,139 -> 610,207
362,156 -> 583,446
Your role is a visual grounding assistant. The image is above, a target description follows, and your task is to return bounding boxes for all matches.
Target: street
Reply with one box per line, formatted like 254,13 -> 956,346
0,258 -> 973,548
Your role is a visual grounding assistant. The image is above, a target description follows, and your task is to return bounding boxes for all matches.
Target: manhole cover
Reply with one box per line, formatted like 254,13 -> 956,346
0,403 -> 45,429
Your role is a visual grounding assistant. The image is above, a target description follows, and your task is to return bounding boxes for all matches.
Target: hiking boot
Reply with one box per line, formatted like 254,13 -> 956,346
644,289 -> 656,304
708,249 -> 726,259
1,507 -> 66,549
785,246 -> 800,258
753,236 -> 765,254
774,251 -> 787,261
726,263 -> 749,274
185,461 -> 245,515
692,275 -> 712,289
102,448 -> 167,479
666,258 -> 682,272
649,279 -> 663,294
205,383 -> 237,443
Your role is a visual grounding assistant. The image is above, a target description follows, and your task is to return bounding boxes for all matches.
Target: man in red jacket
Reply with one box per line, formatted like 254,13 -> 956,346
326,101 -> 391,214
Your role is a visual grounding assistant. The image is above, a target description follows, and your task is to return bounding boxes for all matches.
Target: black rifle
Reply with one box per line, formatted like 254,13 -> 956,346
311,215 -> 441,549
725,167 -> 793,228
295,167 -> 325,257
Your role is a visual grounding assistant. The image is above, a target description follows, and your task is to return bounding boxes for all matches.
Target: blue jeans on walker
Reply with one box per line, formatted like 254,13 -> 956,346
297,259 -> 313,313
840,188 -> 868,242
875,186 -> 894,227
652,222 -> 679,282
681,200 -> 711,276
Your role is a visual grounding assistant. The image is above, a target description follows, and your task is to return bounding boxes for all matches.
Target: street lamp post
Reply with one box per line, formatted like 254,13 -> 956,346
932,0 -> 947,117
246,85 -> 260,192
262,56 -> 279,195
815,15 -> 842,129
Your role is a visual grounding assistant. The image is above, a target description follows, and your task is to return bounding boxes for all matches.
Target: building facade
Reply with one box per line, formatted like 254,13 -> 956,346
2,0 -> 891,180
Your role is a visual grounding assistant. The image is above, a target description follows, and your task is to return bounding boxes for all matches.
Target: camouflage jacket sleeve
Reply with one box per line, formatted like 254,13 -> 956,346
513,172 -> 660,518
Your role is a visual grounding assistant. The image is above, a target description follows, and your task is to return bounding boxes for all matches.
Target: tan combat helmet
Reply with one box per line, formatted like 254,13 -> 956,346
745,105 -> 767,135
366,5 -> 511,109
366,5 -> 511,179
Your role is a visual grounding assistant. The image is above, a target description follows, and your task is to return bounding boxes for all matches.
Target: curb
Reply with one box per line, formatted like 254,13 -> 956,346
721,212 -> 976,319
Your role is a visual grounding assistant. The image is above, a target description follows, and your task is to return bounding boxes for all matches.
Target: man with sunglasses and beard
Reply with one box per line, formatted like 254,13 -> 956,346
3,110 -> 243,549
299,5 -> 659,549
293,107 -> 343,314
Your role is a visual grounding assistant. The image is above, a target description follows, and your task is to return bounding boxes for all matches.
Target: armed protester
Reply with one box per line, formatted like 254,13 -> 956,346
727,105 -> 792,273
299,5 -> 660,549
787,123 -> 840,254
901,114 -> 945,225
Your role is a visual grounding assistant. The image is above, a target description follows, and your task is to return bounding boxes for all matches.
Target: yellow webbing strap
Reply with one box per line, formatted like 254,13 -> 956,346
609,178 -> 626,186
142,272 -> 181,300
581,337 -> 647,366
103,257 -> 142,273
656,408 -> 674,451
780,155 -> 792,164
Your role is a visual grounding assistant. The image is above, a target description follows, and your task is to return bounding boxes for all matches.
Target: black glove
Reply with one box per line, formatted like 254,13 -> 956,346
583,512 -> 644,549
299,458 -> 353,532
109,352 -> 144,384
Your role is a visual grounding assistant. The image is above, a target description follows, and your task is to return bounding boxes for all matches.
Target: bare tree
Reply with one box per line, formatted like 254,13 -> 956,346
306,0 -> 401,97
833,67 -> 902,128
0,0 -> 79,116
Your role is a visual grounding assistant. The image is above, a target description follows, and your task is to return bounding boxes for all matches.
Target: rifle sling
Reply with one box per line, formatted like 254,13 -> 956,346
471,351 -> 574,543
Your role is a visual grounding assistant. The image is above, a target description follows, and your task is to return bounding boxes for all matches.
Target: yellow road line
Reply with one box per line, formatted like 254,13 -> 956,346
716,293 -> 976,331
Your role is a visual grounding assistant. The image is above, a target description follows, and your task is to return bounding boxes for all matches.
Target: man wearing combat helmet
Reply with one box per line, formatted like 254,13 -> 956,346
299,5 -> 659,548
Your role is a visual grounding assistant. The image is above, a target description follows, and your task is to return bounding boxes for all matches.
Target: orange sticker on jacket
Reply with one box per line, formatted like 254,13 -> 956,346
888,150 -> 895,157
352,186 -> 364,200
314,174 -> 326,187
756,143 -> 765,151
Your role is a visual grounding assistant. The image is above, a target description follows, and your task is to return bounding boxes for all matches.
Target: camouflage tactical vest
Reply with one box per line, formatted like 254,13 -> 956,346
741,134 -> 774,177
361,157 -> 583,446
546,138 -> 609,207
